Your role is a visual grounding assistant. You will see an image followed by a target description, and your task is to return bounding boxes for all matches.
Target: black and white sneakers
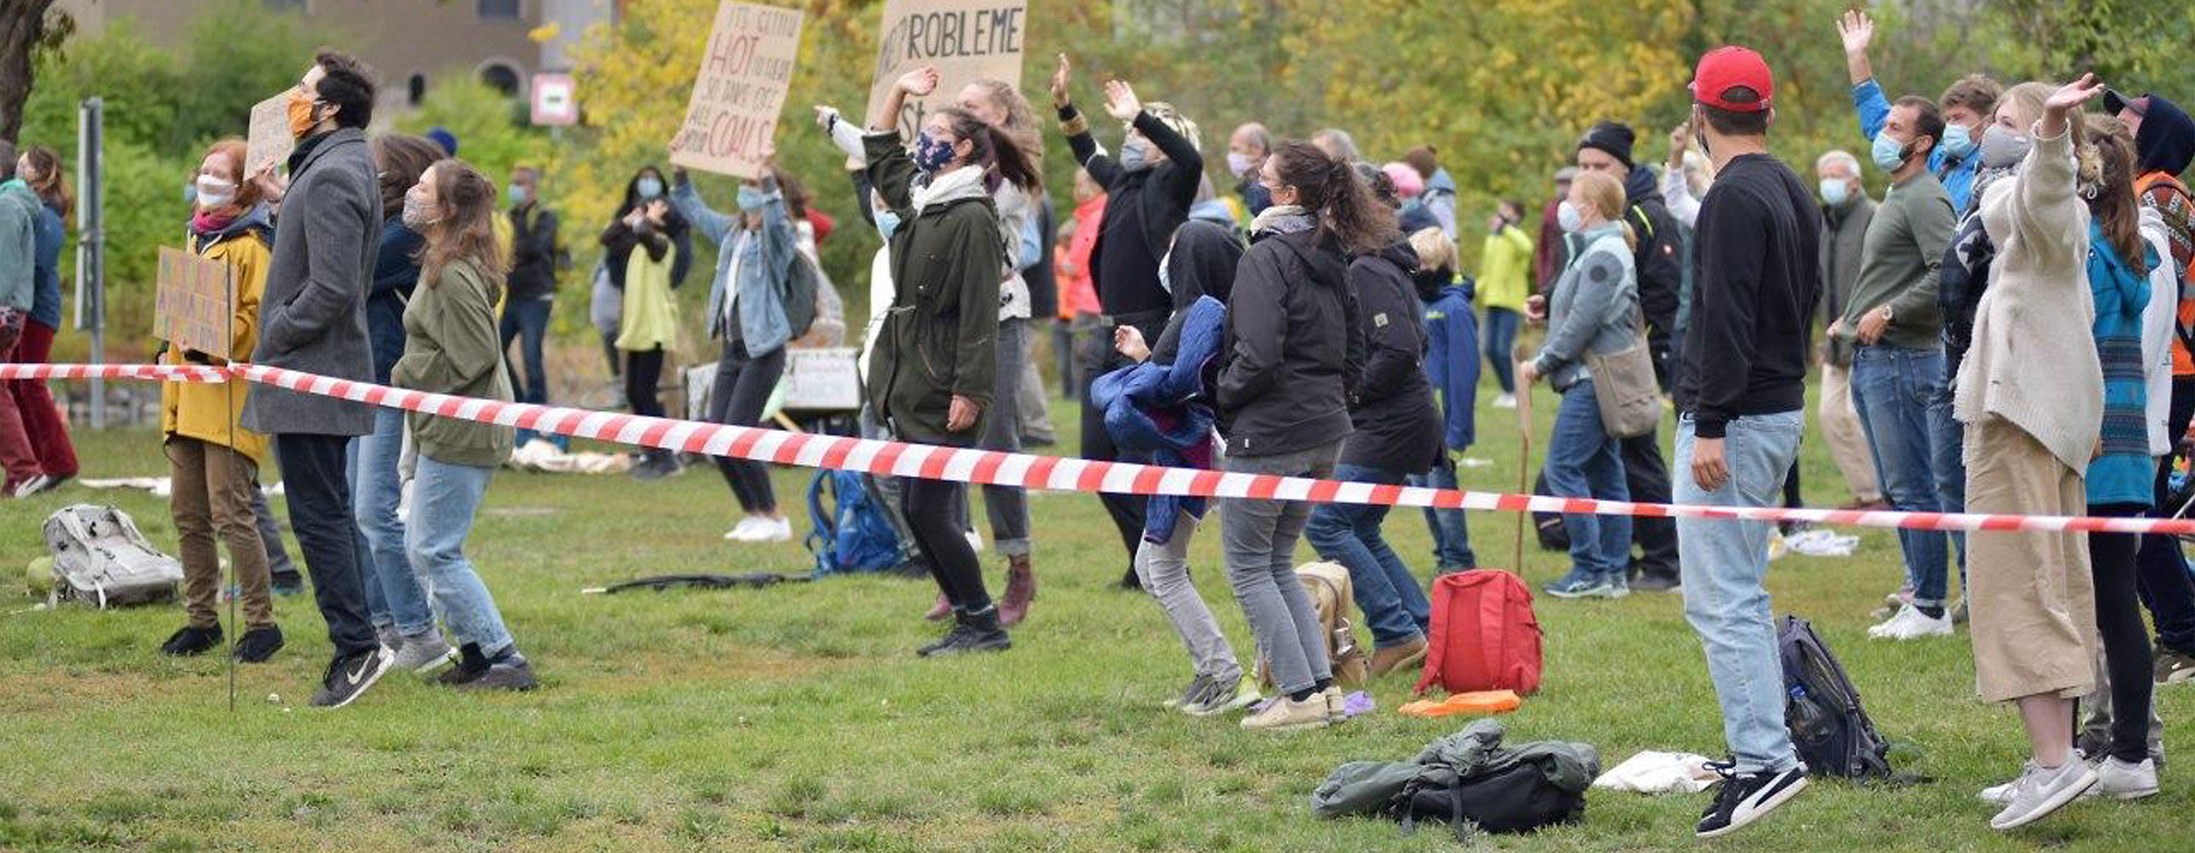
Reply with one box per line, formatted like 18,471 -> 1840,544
1696,762 -> 1809,839
309,646 -> 395,709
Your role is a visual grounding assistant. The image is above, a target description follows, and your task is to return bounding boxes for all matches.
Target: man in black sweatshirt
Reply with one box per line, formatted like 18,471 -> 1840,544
1672,47 -> 1822,841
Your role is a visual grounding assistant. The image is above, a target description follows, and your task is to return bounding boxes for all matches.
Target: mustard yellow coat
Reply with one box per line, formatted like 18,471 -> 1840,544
160,219 -> 272,465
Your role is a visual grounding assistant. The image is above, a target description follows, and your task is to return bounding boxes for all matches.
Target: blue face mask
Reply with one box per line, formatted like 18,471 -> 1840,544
914,132 -> 956,173
736,185 -> 768,212
1871,131 -> 1914,173
508,184 -> 528,205
1819,178 -> 1849,207
1119,139 -> 1150,171
876,210 -> 902,240
635,177 -> 663,199
1940,123 -> 1975,160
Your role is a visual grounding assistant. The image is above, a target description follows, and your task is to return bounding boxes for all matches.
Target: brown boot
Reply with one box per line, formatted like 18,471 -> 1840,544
923,591 -> 951,621
999,555 -> 1035,626
1368,637 -> 1429,678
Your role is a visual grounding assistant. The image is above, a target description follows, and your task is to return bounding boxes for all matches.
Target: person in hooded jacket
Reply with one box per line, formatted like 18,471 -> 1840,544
1403,146 -> 1460,240
1222,141 -> 1378,733
157,139 -> 285,663
864,67 -> 1039,656
1305,168 -> 1444,678
1051,53 -> 1205,586
1408,228 -> 1480,574
1575,120 -> 1683,592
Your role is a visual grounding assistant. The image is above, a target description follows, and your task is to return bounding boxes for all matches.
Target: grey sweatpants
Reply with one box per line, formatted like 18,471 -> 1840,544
1135,509 -> 1242,683
1222,440 -> 1341,696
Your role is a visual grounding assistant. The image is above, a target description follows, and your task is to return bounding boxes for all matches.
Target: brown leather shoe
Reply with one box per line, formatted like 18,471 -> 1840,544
923,591 -> 951,621
999,555 -> 1036,626
1368,638 -> 1429,678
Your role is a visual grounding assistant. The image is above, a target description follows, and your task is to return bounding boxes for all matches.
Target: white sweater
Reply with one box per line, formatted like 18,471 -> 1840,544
2141,206 -> 2178,456
1954,123 -> 2102,474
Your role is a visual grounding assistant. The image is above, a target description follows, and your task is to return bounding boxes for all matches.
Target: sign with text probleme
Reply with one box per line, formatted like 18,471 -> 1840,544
863,0 -> 1027,140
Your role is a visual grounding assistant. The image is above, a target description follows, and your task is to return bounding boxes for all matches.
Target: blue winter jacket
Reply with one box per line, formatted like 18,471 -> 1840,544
29,203 -> 62,328
1093,295 -> 1227,543
368,217 -> 423,384
1422,280 -> 1480,452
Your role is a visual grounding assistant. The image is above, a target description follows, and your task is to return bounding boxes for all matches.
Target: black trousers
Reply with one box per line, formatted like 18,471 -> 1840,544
2089,505 -> 2154,764
2136,376 -> 2195,656
273,432 -> 376,658
1078,316 -> 1163,572
1622,430 -> 1679,579
906,477 -> 990,612
625,346 -> 665,418
709,341 -> 785,514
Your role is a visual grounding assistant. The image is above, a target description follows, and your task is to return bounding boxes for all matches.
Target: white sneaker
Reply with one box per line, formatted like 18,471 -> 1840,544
1979,762 -> 2031,805
2089,756 -> 2159,800
1491,393 -> 1517,409
964,529 -> 986,553
737,516 -> 793,544
1868,604 -> 1953,640
723,517 -> 764,541
1990,760 -> 2097,831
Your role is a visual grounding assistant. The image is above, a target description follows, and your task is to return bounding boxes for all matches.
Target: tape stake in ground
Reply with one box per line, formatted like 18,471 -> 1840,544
15,362 -> 2195,537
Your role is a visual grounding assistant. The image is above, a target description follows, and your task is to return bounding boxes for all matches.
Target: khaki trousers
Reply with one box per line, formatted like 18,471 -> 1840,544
168,437 -> 274,629
1818,362 -> 1882,504
1962,416 -> 2096,703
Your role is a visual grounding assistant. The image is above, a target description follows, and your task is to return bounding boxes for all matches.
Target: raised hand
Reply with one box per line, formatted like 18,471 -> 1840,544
1668,122 -> 1689,165
1837,9 -> 1873,56
896,66 -> 939,97
813,104 -> 841,131
1050,53 -> 1072,107
1102,79 -> 1142,122
2042,73 -> 2105,137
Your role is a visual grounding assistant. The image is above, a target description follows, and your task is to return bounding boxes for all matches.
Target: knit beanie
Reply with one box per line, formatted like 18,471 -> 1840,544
1577,121 -> 1635,170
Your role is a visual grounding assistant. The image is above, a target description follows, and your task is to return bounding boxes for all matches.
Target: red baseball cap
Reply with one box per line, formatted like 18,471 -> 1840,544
1691,46 -> 1773,112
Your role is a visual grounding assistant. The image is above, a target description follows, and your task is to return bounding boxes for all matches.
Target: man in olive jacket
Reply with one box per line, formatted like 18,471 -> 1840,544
240,51 -> 391,709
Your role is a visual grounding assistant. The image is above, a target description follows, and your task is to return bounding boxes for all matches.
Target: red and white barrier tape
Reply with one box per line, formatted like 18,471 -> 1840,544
11,362 -> 2193,536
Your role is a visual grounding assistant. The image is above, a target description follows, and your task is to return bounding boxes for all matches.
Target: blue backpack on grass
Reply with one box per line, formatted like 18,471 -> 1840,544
804,469 -> 904,577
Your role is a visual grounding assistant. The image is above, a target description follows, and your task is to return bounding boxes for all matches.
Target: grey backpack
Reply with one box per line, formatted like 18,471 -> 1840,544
43,505 -> 183,608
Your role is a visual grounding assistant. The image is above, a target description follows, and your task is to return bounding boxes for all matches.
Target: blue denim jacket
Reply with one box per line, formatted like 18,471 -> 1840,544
672,180 -> 793,355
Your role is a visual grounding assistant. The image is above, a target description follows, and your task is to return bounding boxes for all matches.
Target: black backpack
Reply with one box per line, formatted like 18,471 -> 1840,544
1778,615 -> 1894,778
1390,762 -> 1586,839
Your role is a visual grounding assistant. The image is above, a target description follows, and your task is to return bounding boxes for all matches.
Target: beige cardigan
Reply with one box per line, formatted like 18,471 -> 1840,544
1953,124 -> 2101,474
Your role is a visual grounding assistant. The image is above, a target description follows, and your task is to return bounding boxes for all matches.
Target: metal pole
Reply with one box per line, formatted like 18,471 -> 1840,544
75,98 -> 105,429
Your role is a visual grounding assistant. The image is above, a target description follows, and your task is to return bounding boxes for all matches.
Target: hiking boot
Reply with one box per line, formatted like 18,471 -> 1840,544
923,592 -> 952,622
2089,756 -> 2159,800
436,643 -> 493,687
308,646 -> 395,709
1695,762 -> 1809,839
2156,649 -> 2195,685
1185,674 -> 1260,717
998,555 -> 1036,626
1990,759 -> 2096,830
1868,604 -> 1954,641
1238,694 -> 1331,732
390,629 -> 457,673
1368,638 -> 1428,678
919,609 -> 1011,657
1163,674 -> 1214,710
458,658 -> 540,692
160,624 -> 223,657
233,625 -> 285,663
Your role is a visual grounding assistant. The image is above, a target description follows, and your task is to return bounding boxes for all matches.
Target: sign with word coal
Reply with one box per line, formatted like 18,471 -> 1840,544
154,246 -> 234,360
669,1 -> 805,178
864,0 -> 1027,139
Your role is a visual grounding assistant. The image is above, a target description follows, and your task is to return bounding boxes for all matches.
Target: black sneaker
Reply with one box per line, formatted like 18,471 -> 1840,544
458,658 -> 540,692
160,625 -> 223,656
233,625 -> 285,663
270,574 -> 306,596
1696,762 -> 1809,839
436,643 -> 494,686
308,647 -> 395,709
1632,573 -> 1682,594
927,609 -> 1011,656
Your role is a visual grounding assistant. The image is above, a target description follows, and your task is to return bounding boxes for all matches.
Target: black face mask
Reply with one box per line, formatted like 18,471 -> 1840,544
1412,269 -> 1450,301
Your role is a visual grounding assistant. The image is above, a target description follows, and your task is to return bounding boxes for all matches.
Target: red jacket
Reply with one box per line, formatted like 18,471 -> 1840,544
1058,193 -> 1107,318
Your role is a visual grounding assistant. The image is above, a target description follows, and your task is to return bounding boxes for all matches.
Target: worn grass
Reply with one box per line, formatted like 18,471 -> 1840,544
1,380 -> 2189,852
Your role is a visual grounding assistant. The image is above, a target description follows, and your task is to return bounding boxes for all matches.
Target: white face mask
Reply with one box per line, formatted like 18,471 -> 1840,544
1556,200 -> 1584,233
195,175 -> 237,209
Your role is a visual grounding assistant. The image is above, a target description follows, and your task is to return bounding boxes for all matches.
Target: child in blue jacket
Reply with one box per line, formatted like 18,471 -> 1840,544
1409,229 -> 1480,572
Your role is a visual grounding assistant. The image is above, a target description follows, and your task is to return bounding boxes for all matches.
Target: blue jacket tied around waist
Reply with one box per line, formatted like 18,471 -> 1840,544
1093,296 -> 1227,544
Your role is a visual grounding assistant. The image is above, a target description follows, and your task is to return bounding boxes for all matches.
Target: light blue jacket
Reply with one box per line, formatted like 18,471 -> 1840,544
1532,223 -> 1638,391
672,180 -> 794,355
0,181 -> 39,312
1854,79 -> 1980,212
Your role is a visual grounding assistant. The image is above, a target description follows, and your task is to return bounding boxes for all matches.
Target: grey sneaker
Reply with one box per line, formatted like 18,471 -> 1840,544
1978,762 -> 2032,805
2156,649 -> 2195,685
390,630 -> 457,673
1185,674 -> 1260,717
1990,760 -> 2097,831
1163,674 -> 1213,710
457,658 -> 539,692
2089,756 -> 2159,800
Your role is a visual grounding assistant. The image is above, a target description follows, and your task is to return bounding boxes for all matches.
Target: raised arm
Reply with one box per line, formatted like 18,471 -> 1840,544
1839,11 -> 1891,143
668,170 -> 733,245
1106,79 -> 1202,205
2003,76 -> 2103,272
1054,53 -> 1122,187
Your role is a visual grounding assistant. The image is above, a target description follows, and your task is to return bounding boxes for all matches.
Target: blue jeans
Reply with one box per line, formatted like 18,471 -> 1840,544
500,296 -> 553,405
1926,383 -> 1969,594
1676,410 -> 1805,774
1483,307 -> 1520,394
1307,464 -> 1431,648
1410,455 -> 1477,571
406,456 -> 517,657
1850,345 -> 1951,607
1543,381 -> 1630,579
348,407 -> 432,636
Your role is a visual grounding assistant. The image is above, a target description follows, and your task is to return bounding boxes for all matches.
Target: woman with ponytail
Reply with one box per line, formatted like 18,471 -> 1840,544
1219,141 -> 1385,731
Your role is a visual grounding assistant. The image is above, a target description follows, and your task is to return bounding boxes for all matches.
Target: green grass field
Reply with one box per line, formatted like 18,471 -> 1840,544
1,379 -> 2189,852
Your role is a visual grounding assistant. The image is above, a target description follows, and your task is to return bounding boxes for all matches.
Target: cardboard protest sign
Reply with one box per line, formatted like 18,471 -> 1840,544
864,0 -> 1028,139
668,1 -> 805,179
246,91 -> 294,176
154,246 -> 234,360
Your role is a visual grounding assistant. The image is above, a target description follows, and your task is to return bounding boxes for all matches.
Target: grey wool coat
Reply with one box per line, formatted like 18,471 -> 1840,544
241,127 -> 380,437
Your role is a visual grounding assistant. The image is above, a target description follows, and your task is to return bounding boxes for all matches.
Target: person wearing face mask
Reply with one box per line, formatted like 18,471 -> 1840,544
155,138 -> 284,664
1826,92 -> 1960,641
6,145 -> 76,499
239,50 -> 395,710
390,159 -> 536,692
1811,149 -> 1885,512
1406,228 -> 1480,575
863,67 -> 1041,656
1518,170 -> 1640,600
603,178 -> 684,481
595,166 -> 693,385
1229,122 -> 1273,218
499,166 -> 561,432
1838,9 -> 2000,213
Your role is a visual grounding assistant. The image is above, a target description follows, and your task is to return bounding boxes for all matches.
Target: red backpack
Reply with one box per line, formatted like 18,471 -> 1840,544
1416,570 -> 1544,696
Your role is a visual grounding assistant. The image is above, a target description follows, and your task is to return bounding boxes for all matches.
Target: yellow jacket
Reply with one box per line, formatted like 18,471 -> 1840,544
1477,224 -> 1535,314
161,214 -> 272,465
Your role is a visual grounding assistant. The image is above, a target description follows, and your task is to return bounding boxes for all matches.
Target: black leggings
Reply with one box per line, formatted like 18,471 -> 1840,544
906,476 -> 990,612
708,341 -> 784,514
625,346 -> 664,418
2088,503 -> 2154,764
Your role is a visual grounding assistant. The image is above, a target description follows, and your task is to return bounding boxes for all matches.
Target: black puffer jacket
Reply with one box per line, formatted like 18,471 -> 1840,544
1342,240 -> 1442,474
1215,224 -> 1363,457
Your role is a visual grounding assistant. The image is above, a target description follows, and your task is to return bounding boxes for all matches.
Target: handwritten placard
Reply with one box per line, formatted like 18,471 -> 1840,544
668,1 -> 805,179
154,246 -> 234,360
864,0 -> 1028,139
245,91 -> 294,176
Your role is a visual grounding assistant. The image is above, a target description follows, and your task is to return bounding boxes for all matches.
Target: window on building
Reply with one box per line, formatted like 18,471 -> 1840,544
480,64 -> 522,97
478,0 -> 520,19
407,74 -> 428,107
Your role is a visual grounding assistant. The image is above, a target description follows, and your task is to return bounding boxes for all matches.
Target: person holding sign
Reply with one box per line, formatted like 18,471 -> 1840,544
1050,53 -> 1207,586
156,138 -> 285,664
864,66 -> 1041,656
669,151 -> 799,544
